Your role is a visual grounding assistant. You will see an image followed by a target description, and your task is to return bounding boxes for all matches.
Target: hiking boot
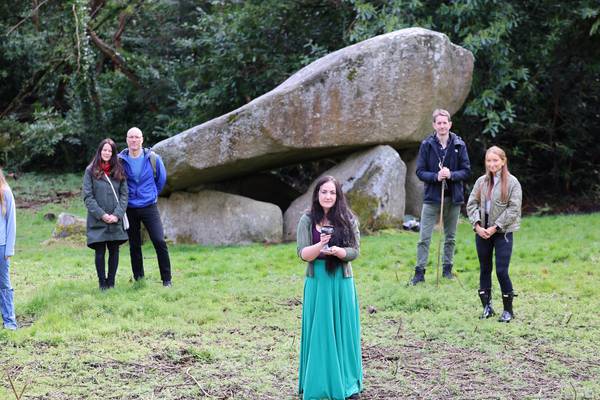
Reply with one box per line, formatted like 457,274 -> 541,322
442,264 -> 454,279
409,268 -> 425,286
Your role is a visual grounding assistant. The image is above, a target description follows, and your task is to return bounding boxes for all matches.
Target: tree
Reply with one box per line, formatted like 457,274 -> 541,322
0,0 -> 598,201
344,0 -> 600,198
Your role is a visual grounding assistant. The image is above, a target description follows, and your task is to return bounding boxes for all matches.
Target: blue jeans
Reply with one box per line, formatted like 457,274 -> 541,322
415,199 -> 461,271
476,232 -> 514,293
0,245 -> 17,329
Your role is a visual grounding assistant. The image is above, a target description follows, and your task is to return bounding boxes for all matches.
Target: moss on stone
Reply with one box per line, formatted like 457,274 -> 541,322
227,113 -> 240,124
348,191 -> 403,234
347,191 -> 377,234
347,67 -> 358,82
174,234 -> 195,244
44,234 -> 86,247
53,223 -> 86,238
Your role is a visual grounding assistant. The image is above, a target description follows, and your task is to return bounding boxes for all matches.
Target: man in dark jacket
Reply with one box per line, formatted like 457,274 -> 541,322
119,127 -> 172,287
410,109 -> 471,285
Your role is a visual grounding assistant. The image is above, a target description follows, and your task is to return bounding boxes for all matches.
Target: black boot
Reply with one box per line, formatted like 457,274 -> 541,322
442,264 -> 453,279
478,288 -> 495,319
409,268 -> 425,286
498,292 -> 516,323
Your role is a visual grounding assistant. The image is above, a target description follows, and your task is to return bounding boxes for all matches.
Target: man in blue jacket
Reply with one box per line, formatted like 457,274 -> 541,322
119,127 -> 172,287
410,109 -> 471,285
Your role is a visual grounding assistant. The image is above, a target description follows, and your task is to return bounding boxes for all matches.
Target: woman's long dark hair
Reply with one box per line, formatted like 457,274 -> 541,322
310,176 -> 357,274
88,138 -> 126,181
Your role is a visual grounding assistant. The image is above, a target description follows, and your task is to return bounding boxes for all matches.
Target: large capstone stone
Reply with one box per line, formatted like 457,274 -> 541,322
154,27 -> 473,192
283,145 -> 406,241
158,191 -> 282,245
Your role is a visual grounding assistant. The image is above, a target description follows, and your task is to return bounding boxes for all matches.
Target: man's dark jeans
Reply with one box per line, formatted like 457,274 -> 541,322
476,232 -> 513,293
126,204 -> 171,282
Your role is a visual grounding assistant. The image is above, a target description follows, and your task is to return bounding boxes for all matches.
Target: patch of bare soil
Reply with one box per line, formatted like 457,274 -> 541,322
16,190 -> 80,209
359,339 -> 600,400
6,334 -> 598,400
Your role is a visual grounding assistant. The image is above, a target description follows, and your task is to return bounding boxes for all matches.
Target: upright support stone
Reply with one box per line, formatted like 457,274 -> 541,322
158,191 -> 282,245
283,145 -> 406,241
401,150 -> 424,218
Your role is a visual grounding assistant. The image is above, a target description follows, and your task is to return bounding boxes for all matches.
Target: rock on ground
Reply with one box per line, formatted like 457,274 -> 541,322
158,191 -> 283,245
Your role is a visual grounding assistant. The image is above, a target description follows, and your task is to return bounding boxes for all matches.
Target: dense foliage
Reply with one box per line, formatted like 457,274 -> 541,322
0,0 -> 599,200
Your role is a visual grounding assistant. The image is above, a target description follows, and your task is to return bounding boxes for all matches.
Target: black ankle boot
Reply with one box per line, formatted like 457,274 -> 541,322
442,264 -> 453,279
498,292 -> 516,323
409,268 -> 425,286
478,288 -> 495,319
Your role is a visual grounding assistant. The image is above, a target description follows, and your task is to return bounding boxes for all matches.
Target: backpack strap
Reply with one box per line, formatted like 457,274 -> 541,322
149,150 -> 157,180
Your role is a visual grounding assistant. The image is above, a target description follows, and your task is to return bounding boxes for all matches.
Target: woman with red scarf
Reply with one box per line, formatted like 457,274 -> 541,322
83,139 -> 128,290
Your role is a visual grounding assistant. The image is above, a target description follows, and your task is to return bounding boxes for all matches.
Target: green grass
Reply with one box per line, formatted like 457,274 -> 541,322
1,174 -> 599,399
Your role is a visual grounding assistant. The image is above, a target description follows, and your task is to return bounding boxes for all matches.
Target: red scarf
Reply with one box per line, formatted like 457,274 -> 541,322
100,161 -> 111,176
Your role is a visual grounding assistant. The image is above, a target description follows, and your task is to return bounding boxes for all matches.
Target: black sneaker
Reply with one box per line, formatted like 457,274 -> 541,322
162,280 -> 172,288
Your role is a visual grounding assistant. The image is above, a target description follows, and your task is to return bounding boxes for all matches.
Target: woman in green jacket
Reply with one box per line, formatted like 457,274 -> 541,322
467,146 -> 522,322
297,176 -> 362,400
83,139 -> 128,290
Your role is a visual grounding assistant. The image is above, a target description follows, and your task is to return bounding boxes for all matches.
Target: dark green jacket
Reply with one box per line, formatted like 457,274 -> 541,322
296,213 -> 360,278
83,166 -> 129,246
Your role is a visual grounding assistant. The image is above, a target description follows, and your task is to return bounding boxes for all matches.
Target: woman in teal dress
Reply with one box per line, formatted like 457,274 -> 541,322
296,175 -> 362,400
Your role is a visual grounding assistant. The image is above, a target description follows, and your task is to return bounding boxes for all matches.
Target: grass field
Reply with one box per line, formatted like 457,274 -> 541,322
1,174 -> 599,399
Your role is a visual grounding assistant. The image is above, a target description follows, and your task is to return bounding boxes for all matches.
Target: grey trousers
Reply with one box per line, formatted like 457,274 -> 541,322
415,199 -> 461,271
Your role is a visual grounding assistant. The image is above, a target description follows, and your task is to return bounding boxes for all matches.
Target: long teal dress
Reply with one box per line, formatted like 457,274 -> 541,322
298,230 -> 363,399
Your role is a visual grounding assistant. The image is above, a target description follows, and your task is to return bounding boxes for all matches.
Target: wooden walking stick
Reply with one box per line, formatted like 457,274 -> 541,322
436,175 -> 446,288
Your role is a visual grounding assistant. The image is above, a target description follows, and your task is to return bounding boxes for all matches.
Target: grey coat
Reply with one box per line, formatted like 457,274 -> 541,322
83,166 -> 129,247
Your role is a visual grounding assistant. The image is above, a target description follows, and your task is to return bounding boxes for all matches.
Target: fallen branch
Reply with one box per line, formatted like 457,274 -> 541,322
394,317 -> 403,339
5,369 -> 29,400
569,380 -> 577,400
564,312 -> 573,326
6,370 -> 18,399
185,367 -> 215,398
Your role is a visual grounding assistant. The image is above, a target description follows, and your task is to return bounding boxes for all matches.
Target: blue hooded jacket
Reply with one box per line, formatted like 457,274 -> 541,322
118,148 -> 167,208
416,132 -> 471,204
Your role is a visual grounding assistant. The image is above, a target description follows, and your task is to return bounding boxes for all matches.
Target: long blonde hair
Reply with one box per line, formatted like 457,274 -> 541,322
478,146 -> 510,203
0,169 -> 8,216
